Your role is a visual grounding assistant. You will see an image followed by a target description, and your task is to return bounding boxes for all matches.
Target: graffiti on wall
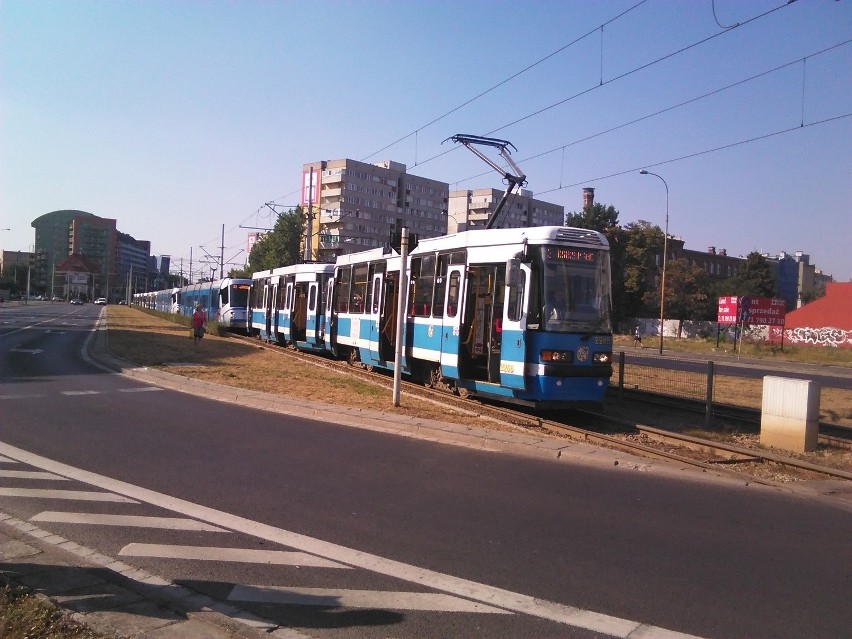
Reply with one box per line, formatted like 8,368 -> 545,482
785,326 -> 852,348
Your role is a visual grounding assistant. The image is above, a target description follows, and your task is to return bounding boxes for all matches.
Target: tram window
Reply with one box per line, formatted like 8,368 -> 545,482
449,251 -> 466,265
432,254 -> 450,317
446,271 -> 461,318
410,255 -> 435,317
372,277 -> 381,314
282,282 -> 290,309
221,287 -> 229,305
507,269 -> 526,322
336,267 -> 351,313
308,286 -> 316,311
350,263 -> 369,313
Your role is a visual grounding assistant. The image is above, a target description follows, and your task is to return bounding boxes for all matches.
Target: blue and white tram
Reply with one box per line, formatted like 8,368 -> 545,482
250,263 -> 334,352
178,278 -> 252,330
327,226 -> 613,407
326,247 -> 402,364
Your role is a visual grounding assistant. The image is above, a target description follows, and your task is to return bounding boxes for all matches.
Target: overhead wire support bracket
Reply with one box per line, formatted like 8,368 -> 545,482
445,134 -> 527,229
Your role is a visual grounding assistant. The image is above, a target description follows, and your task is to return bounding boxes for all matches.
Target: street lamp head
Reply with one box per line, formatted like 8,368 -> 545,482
639,170 -> 649,175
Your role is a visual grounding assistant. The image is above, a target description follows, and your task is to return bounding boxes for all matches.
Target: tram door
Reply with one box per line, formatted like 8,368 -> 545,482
366,266 -> 383,364
280,277 -> 294,343
264,281 -> 274,340
305,281 -> 321,346
323,278 -> 337,354
367,264 -> 397,364
457,265 -> 503,383
291,282 -> 308,343
499,260 -> 529,391
439,264 -> 466,380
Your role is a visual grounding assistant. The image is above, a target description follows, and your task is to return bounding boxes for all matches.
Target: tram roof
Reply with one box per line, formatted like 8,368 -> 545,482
412,226 -> 608,254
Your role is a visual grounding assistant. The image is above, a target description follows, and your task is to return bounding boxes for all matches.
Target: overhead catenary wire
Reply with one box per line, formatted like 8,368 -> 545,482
409,0 -> 801,174
534,112 -> 852,198
229,0 -> 817,261
451,39 -> 852,188
358,0 -> 650,163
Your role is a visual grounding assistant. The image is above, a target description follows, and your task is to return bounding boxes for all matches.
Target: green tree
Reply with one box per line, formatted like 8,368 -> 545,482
228,265 -> 253,278
726,252 -> 775,298
246,206 -> 305,272
645,258 -> 715,335
610,220 -> 664,327
565,202 -> 619,231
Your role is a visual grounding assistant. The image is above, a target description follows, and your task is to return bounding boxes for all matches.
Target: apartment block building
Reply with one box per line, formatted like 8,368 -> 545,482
301,159 -> 449,262
29,209 -> 150,300
447,188 -> 565,233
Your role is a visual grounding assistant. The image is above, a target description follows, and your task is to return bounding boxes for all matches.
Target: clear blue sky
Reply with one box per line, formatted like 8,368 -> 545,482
2,0 -> 850,281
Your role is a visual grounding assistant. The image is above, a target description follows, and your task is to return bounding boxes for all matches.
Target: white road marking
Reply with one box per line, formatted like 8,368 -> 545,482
30,512 -> 228,532
0,394 -> 47,401
117,387 -> 163,393
10,348 -> 43,354
0,488 -> 136,502
229,584 -> 512,614
0,455 -> 17,463
0,442 -> 706,639
61,390 -> 102,396
120,543 -> 350,568
0,470 -> 68,480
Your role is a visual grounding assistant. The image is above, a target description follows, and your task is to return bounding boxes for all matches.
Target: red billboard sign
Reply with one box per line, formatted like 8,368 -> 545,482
718,296 -> 786,326
717,296 -> 739,324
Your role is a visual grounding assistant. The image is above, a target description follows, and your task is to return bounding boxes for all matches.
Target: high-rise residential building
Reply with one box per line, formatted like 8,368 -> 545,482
447,188 -> 565,233
301,159 -> 449,261
117,232 -> 151,299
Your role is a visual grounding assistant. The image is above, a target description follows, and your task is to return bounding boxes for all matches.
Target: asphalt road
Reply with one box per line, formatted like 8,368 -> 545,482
1,302 -> 851,639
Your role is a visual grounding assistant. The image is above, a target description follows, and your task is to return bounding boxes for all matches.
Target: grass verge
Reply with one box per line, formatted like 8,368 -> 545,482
0,584 -> 110,639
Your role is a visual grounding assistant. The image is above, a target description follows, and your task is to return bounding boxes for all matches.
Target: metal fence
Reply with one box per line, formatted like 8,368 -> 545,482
611,352 -> 717,427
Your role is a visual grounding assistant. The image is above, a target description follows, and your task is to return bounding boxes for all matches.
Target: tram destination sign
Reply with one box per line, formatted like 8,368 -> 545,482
717,296 -> 786,326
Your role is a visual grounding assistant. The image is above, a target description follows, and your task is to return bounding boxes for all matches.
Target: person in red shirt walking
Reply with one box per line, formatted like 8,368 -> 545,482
192,303 -> 206,344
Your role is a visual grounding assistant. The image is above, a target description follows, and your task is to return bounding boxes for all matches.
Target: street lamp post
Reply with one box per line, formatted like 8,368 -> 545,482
640,170 -> 669,355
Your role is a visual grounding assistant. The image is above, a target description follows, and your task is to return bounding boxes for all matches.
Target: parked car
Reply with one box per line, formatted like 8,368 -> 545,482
94,298 -> 107,305
70,299 -> 82,305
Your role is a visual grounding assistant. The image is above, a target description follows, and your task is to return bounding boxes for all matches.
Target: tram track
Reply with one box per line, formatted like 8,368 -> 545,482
232,333 -> 852,484
609,389 -> 852,450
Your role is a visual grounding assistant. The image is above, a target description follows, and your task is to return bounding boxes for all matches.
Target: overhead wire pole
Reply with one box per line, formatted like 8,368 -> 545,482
393,227 -> 409,407
445,134 -> 526,229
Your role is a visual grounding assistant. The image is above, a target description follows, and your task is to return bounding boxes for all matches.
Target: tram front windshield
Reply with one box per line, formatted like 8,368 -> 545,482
230,283 -> 251,308
539,246 -> 611,333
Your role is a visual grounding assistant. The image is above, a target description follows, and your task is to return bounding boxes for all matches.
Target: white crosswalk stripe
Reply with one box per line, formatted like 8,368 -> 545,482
1,388 -> 160,400
30,511 -> 227,531
0,470 -> 68,480
228,584 -> 513,614
119,543 -> 351,568
0,488 -> 136,502
0,455 -> 18,463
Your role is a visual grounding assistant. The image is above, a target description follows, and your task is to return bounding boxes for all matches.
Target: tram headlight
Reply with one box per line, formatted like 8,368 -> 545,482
541,349 -> 573,363
593,352 -> 611,364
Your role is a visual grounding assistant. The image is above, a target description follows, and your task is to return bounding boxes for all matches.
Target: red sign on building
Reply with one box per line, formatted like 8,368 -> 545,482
718,296 -> 786,326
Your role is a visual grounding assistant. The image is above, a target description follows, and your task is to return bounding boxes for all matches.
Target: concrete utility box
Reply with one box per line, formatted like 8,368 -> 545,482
760,376 -> 820,453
